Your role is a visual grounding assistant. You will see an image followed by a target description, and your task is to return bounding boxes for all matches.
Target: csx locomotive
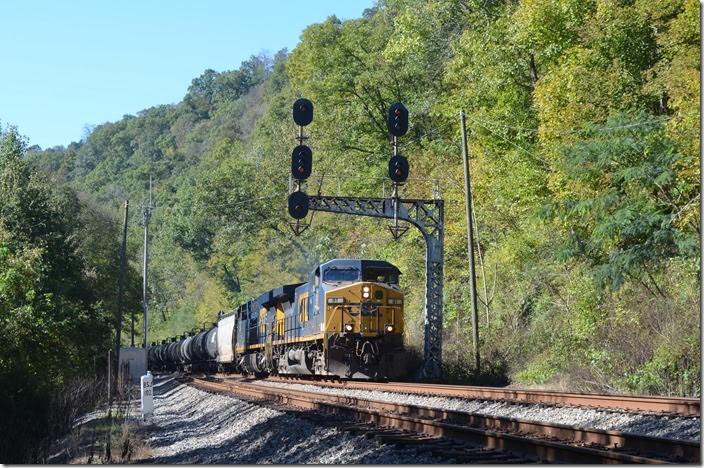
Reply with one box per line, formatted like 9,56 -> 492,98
148,259 -> 406,379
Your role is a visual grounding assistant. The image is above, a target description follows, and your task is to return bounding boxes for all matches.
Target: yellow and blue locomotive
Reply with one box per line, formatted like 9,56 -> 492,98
149,259 -> 406,380
236,259 -> 406,379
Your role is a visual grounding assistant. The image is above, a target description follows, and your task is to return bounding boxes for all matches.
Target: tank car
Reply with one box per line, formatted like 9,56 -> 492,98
179,333 -> 195,369
187,324 -> 218,373
166,337 -> 181,371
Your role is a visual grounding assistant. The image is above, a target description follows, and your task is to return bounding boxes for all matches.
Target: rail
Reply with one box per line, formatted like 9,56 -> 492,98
266,377 -> 700,417
186,376 -> 699,464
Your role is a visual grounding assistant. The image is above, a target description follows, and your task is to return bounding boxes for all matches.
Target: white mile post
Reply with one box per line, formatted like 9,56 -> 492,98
140,370 -> 154,419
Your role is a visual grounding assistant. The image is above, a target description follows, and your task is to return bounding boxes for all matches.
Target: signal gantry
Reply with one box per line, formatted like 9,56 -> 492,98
284,98 -> 445,381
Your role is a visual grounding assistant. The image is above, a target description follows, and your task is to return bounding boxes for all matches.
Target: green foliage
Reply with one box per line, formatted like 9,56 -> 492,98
17,0 -> 699,416
0,125 -> 132,461
549,112 -> 698,291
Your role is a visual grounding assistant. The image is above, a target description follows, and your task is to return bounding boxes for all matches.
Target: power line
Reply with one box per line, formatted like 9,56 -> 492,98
138,193 -> 284,212
471,119 -> 546,166
459,111 -> 698,165
174,193 -> 284,210
398,119 -> 455,149
462,111 -> 697,135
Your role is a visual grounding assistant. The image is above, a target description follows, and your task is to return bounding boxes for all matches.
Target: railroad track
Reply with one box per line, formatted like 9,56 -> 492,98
262,376 -> 700,416
185,376 -> 699,463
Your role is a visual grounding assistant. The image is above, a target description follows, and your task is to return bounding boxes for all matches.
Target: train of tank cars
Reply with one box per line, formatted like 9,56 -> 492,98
148,259 -> 407,380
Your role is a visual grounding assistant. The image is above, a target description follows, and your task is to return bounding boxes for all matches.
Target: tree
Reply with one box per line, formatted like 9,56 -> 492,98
0,125 -> 118,461
550,112 -> 698,293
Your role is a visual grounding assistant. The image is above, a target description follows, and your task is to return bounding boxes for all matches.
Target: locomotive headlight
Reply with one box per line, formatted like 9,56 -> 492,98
344,323 -> 354,332
362,286 -> 370,299
327,297 -> 344,304
385,324 -> 395,333
363,286 -> 370,292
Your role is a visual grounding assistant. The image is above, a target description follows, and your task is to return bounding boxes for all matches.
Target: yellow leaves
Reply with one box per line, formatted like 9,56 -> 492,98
382,1 -> 444,64
637,0 -> 700,184
511,0 -> 596,65
194,276 -> 228,327
640,0 -> 700,52
535,49 -> 640,142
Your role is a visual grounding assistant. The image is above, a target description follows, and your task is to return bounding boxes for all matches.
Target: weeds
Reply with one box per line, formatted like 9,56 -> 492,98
41,372 -> 154,463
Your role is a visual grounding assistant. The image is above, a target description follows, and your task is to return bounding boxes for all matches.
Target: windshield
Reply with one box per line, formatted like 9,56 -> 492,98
323,267 -> 360,282
362,268 -> 399,284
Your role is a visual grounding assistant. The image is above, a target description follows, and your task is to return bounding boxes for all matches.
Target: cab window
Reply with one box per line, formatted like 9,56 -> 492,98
323,267 -> 359,283
362,268 -> 399,284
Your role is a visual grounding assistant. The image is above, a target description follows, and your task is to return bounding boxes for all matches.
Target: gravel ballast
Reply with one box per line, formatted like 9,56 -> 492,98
255,380 -> 700,442
136,376 -> 447,464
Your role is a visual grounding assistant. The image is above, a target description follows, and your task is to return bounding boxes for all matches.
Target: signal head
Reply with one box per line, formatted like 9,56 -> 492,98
293,98 -> 314,126
291,145 -> 313,180
287,191 -> 310,219
388,155 -> 409,183
387,102 -> 408,137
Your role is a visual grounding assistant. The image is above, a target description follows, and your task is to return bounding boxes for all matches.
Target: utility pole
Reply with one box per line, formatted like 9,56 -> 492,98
111,200 -> 128,410
107,348 -> 112,418
459,111 -> 480,371
143,177 -> 153,349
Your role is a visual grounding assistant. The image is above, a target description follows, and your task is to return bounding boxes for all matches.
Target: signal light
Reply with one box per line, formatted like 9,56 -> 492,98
291,145 -> 312,180
293,98 -> 313,126
387,102 -> 408,137
388,155 -> 409,183
287,191 -> 309,219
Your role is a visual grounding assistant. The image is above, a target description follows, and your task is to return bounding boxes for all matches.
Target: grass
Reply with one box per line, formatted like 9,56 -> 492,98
45,379 -> 156,464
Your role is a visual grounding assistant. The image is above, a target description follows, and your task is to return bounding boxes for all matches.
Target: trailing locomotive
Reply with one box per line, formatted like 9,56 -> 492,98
148,259 -> 406,380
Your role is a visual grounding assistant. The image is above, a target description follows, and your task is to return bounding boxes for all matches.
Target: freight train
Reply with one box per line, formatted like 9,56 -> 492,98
148,259 -> 406,379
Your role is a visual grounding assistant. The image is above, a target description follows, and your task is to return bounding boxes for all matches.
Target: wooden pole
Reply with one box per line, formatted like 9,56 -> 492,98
459,110 -> 480,371
110,200 -> 128,409
107,348 -> 112,418
143,177 -> 152,348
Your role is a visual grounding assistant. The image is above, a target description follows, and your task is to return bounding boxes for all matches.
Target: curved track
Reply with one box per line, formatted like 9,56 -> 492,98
263,376 -> 700,416
187,376 -> 699,464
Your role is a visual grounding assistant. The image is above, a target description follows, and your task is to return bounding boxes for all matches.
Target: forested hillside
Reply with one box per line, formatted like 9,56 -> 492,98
4,3 -> 699,458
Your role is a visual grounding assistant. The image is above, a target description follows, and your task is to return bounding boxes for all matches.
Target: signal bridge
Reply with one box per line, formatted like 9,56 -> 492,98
288,98 -> 445,381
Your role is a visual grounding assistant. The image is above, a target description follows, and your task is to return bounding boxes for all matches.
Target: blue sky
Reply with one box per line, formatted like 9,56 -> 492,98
0,1 -> 375,149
